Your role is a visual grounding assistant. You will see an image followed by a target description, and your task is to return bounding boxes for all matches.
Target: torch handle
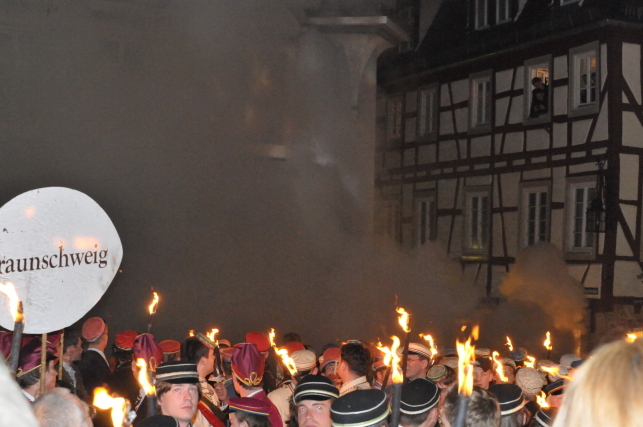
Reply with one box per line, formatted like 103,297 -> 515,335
400,331 -> 411,382
8,318 -> 24,374
146,313 -> 156,334
40,333 -> 47,395
453,396 -> 470,427
381,364 -> 392,389
147,395 -> 157,417
389,382 -> 403,427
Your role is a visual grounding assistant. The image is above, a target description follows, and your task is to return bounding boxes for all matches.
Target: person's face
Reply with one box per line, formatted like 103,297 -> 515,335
159,383 -> 199,423
200,348 -> 215,376
502,366 -> 515,384
405,355 -> 428,380
45,360 -> 57,391
473,367 -> 492,389
67,337 -> 84,362
297,399 -> 333,427
547,393 -> 563,408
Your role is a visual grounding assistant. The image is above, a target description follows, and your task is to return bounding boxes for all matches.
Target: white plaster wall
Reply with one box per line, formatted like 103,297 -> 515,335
508,95 -> 523,124
451,217 -> 463,256
440,111 -> 454,135
554,86 -> 567,116
550,209 -> 564,248
620,154 -> 639,201
553,122 -> 567,148
623,111 -> 643,148
451,79 -> 469,104
493,213 -> 504,257
614,261 -> 643,297
622,204 -> 637,242
439,140 -> 458,161
466,175 -> 492,186
496,98 -> 509,126
571,119 -> 592,145
514,66 -> 524,90
568,163 -> 597,174
403,148 -> 415,167
418,144 -> 436,164
616,222 -> 634,257
522,169 -> 550,180
438,178 -> 459,210
584,264 -> 602,299
601,43 -> 607,89
504,211 -> 518,256
471,135 -> 491,157
459,140 -> 467,158
385,151 -> 401,169
403,184 -> 414,216
623,43 -> 642,104
441,83 -> 451,107
455,107 -> 469,133
526,128 -> 549,151
500,172 -> 520,206
591,102 -> 608,142
551,166 -> 566,203
496,69 -> 513,93
554,55 -> 568,79
503,132 -> 524,154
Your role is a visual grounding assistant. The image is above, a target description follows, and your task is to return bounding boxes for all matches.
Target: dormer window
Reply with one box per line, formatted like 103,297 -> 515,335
475,0 -> 489,29
497,0 -> 511,23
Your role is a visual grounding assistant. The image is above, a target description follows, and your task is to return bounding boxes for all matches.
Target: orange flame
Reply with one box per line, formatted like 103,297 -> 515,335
456,327 -> 478,396
492,351 -> 507,383
93,387 -> 128,427
189,330 -> 195,337
269,328 -> 276,347
540,365 -> 571,380
276,348 -> 298,375
148,292 -> 159,315
524,355 -> 536,369
396,307 -> 410,333
136,359 -> 155,396
505,336 -> 513,352
536,391 -> 549,408
419,333 -> 438,359
544,332 -> 552,351
377,336 -> 403,383
206,328 -> 219,345
0,280 -> 22,322
627,333 -> 637,343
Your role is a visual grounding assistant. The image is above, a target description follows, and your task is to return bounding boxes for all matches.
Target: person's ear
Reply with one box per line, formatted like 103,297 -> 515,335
239,421 -> 249,427
421,359 -> 429,371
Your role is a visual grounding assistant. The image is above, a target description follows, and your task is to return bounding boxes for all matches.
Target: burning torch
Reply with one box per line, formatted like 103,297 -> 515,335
454,325 -> 478,427
544,331 -> 552,360
94,388 -> 136,427
377,336 -> 404,427
146,292 -> 159,334
136,359 -> 156,417
0,279 -> 24,374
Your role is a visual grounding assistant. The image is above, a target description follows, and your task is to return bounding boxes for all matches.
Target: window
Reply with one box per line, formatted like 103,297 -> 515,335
418,85 -> 438,138
497,0 -> 511,23
566,180 -> 597,255
464,188 -> 490,253
475,0 -> 488,29
471,74 -> 492,128
569,42 -> 600,116
388,98 -> 403,140
416,196 -> 437,245
524,56 -> 551,121
520,184 -> 550,247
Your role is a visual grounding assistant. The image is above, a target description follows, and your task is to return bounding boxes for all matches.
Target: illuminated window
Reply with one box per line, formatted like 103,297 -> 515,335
524,56 -> 551,121
464,188 -> 490,253
565,179 -> 597,255
569,43 -> 600,116
521,184 -> 550,247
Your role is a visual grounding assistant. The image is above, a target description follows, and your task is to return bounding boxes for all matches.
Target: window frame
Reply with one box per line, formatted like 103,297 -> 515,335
564,177 -> 598,259
463,186 -> 491,256
469,70 -> 493,134
518,181 -> 551,249
496,0 -> 511,24
415,191 -> 438,246
568,42 -> 600,117
387,96 -> 404,143
475,0 -> 489,30
418,83 -> 439,141
523,55 -> 552,124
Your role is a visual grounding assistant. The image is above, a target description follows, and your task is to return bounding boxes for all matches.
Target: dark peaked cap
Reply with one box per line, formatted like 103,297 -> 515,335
331,389 -> 389,427
155,361 -> 199,384
137,415 -> 179,427
487,384 -> 526,416
534,407 -> 558,427
400,378 -> 440,414
294,375 -> 339,403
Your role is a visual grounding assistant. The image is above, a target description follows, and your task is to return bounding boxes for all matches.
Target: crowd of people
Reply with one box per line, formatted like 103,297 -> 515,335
2,317 -> 643,427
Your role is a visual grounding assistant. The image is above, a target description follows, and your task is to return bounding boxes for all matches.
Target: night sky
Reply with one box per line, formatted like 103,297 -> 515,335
1,1 -> 582,357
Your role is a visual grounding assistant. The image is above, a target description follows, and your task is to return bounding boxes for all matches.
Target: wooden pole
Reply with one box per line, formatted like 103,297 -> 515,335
8,301 -> 24,374
40,333 -> 47,395
58,330 -> 65,379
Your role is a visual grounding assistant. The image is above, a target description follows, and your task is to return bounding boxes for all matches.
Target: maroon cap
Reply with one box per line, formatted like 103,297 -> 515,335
245,331 -> 271,353
159,340 -> 181,355
229,397 -> 271,416
115,330 -> 139,351
0,331 -> 12,362
82,317 -> 106,342
281,342 -> 305,355
17,335 -> 57,377
320,347 -> 341,370
232,343 -> 264,386
133,333 -> 164,372
218,339 -> 231,348
221,347 -> 234,361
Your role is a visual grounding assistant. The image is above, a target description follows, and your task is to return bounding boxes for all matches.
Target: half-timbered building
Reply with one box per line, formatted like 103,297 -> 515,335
376,0 -> 643,339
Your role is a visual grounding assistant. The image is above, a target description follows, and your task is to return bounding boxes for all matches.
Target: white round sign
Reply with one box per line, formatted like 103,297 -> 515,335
0,187 -> 123,333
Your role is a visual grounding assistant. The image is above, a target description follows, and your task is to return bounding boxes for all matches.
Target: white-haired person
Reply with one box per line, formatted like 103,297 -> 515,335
552,338 -> 643,427
33,388 -> 94,427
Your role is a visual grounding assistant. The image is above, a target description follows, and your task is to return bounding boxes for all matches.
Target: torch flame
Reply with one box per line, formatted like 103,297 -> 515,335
544,331 -> 552,351
136,359 -> 155,396
376,336 -> 403,383
524,355 -> 536,369
540,365 -> 571,380
276,348 -> 298,376
206,328 -> 219,345
627,333 -> 637,343
396,307 -> 410,333
189,330 -> 195,337
0,280 -> 22,322
419,333 -> 438,359
269,328 -> 276,347
93,387 -> 128,427
456,328 -> 478,396
492,351 -> 507,383
536,391 -> 549,408
148,292 -> 159,315
505,336 -> 513,352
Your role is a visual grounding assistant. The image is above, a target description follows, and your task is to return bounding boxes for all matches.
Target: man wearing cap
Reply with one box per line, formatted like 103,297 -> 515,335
268,349 -> 318,423
400,343 -> 432,381
543,379 -> 565,408
17,336 -> 59,402
488,384 -> 529,426
109,330 -> 140,406
472,358 -> 494,390
291,375 -> 339,427
55,328 -> 88,401
514,367 -> 543,419
330,389 -> 388,427
246,331 -> 279,394
337,343 -> 371,396
160,340 -> 182,363
232,343 -> 283,427
182,334 -> 227,427
399,378 -> 440,427
142,360 -> 203,427
319,347 -> 341,389
78,317 -> 111,395
229,398 -> 272,427
221,347 -> 239,399
131,333 -> 164,425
